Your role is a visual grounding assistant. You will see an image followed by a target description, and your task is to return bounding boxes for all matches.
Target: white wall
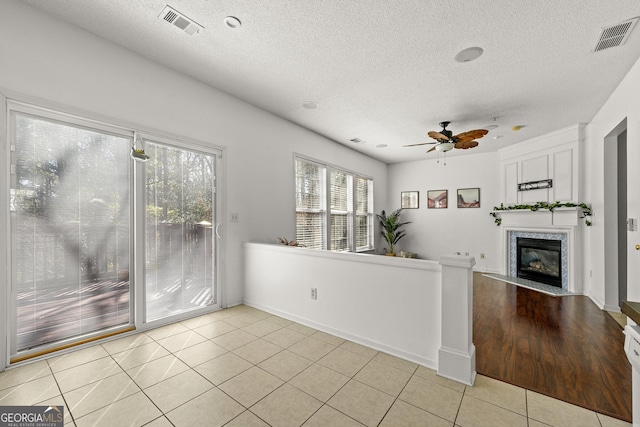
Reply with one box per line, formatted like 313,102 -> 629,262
387,152 -> 501,272
584,55 -> 640,307
243,243 -> 443,367
0,0 -> 388,308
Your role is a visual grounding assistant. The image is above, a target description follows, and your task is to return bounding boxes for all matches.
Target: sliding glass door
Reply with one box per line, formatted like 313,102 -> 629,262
144,142 -> 217,321
10,110 -> 131,354
7,103 -> 220,362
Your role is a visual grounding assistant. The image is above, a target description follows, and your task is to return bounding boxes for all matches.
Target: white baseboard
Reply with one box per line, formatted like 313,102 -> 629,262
243,299 -> 437,370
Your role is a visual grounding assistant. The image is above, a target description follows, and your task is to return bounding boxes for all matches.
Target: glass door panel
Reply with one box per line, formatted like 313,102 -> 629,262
144,142 -> 216,321
11,112 -> 131,354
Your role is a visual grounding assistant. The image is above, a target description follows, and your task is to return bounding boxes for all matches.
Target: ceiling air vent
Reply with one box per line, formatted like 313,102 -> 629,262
593,17 -> 638,52
159,6 -> 203,35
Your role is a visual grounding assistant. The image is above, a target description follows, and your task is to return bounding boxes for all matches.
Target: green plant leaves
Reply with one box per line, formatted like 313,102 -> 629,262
490,202 -> 593,226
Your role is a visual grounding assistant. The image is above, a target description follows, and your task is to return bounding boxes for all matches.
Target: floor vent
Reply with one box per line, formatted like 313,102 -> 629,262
593,17 -> 638,52
159,5 -> 203,35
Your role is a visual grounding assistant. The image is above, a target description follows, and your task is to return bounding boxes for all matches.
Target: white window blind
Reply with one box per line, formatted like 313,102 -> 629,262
295,156 -> 373,252
355,176 -> 373,250
295,159 -> 325,249
330,170 -> 352,251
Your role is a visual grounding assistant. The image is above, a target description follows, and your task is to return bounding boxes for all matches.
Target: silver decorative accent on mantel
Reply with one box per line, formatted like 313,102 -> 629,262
517,179 -> 553,191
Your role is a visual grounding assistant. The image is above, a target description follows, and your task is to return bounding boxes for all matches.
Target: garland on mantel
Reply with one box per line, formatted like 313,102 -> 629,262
490,202 -> 593,226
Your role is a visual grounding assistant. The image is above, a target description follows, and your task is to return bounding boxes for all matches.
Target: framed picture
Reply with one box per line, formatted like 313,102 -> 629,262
457,187 -> 480,208
427,190 -> 448,209
401,191 -> 419,209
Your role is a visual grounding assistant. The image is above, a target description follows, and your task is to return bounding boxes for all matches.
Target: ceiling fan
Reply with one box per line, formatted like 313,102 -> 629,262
404,121 -> 489,153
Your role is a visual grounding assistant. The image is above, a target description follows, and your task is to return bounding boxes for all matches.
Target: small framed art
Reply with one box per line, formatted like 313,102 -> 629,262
401,191 -> 419,209
427,190 -> 447,209
457,187 -> 480,208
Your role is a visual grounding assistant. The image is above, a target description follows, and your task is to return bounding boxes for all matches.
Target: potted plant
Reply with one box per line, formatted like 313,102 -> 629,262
130,147 -> 150,162
131,134 -> 150,162
377,208 -> 411,256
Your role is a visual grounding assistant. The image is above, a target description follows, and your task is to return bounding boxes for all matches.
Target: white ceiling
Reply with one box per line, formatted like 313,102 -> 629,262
18,0 -> 640,164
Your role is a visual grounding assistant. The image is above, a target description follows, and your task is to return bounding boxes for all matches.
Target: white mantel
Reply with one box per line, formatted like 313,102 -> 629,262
495,207 -> 583,228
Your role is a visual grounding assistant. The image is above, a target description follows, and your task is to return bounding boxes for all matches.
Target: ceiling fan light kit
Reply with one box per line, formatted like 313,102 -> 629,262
435,142 -> 455,152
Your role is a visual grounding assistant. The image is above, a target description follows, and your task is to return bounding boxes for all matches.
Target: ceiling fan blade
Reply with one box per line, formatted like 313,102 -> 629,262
426,146 -> 437,153
403,142 -> 435,147
428,131 -> 450,141
453,135 -> 475,143
454,140 -> 480,149
454,129 -> 488,140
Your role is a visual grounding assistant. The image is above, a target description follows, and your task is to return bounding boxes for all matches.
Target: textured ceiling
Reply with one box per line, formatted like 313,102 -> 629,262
18,0 -> 640,163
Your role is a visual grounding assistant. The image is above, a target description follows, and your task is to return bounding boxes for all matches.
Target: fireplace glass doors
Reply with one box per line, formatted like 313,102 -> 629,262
516,237 -> 562,288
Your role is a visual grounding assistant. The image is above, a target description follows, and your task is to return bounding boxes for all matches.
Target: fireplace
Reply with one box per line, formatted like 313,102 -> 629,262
516,237 -> 562,288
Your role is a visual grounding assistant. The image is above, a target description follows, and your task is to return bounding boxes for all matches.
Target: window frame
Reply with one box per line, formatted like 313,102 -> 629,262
295,154 -> 374,253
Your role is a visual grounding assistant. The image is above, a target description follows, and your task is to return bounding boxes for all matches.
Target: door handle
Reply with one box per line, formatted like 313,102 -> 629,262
636,244 -> 640,250
215,224 -> 222,239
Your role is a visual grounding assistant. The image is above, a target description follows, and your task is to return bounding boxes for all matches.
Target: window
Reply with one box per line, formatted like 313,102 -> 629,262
330,170 -> 351,251
295,159 -> 325,250
355,176 -> 374,250
295,157 -> 373,252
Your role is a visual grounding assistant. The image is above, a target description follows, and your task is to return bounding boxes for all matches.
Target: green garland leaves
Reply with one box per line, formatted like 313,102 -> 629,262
490,202 -> 592,226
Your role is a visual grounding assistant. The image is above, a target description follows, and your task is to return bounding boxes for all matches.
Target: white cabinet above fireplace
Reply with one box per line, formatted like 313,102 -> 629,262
499,125 -> 584,205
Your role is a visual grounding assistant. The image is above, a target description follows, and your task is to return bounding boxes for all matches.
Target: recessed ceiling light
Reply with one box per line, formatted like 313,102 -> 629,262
493,135 -> 503,140
376,144 -> 388,148
302,101 -> 318,109
455,47 -> 483,63
224,16 -> 241,28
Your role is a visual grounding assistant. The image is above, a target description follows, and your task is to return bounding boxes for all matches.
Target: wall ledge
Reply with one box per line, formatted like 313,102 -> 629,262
242,242 -> 440,271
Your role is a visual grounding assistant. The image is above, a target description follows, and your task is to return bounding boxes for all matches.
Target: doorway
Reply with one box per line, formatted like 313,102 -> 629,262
603,119 -> 628,311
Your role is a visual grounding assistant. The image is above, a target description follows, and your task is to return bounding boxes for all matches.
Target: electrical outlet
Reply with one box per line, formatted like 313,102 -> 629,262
311,288 -> 317,300
480,253 -> 485,259
230,213 -> 239,223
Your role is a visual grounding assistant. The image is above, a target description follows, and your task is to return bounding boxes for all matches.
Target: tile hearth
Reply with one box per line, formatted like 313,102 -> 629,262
483,273 -> 576,297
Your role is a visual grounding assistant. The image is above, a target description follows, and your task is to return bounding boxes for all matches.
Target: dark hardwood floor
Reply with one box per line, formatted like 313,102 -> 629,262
473,272 -> 632,422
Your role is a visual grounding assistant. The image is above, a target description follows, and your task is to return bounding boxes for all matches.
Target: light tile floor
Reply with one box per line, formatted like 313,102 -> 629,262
0,304 -> 632,427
